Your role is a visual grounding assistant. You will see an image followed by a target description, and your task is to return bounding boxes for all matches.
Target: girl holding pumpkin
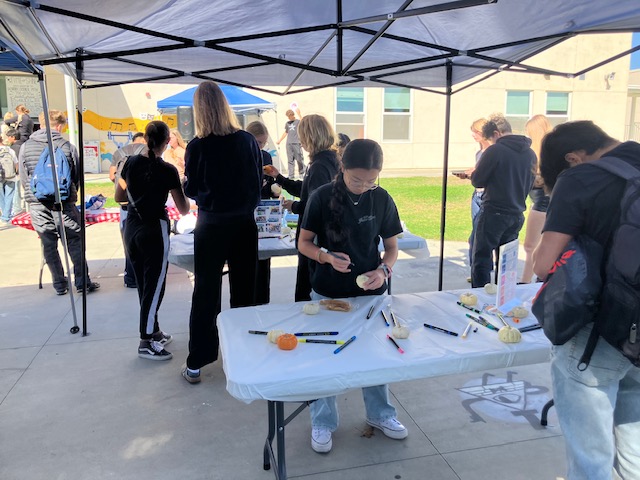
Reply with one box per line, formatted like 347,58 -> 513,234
297,138 -> 407,453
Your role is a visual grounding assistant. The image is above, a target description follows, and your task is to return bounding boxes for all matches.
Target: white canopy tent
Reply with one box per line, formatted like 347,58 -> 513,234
2,0 -> 640,333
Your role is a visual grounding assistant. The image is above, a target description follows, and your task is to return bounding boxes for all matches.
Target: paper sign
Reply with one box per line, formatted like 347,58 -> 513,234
254,199 -> 283,238
83,141 -> 101,173
496,238 -> 520,313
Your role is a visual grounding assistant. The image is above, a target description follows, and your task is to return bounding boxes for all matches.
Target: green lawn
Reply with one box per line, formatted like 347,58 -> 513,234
85,177 -> 528,242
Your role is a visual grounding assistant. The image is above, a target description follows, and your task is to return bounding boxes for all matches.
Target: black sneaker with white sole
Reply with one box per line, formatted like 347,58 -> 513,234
138,340 -> 173,361
152,331 -> 173,347
77,282 -> 100,294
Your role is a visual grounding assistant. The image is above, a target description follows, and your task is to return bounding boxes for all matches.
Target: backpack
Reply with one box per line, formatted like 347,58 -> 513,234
0,146 -> 16,181
579,157 -> 640,368
30,143 -> 73,203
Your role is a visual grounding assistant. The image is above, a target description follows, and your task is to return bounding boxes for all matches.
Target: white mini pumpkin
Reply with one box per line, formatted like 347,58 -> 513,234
484,283 -> 497,294
356,274 -> 369,289
271,184 -> 282,195
498,326 -> 522,343
509,306 -> 529,318
392,325 -> 410,339
459,292 -> 478,306
267,329 -> 285,343
302,303 -> 320,315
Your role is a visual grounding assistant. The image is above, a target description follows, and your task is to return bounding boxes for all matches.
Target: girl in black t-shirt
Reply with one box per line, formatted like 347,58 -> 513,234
298,139 -> 406,453
115,121 -> 189,361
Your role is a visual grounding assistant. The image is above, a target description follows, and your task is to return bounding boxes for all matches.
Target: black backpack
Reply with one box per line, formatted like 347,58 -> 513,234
580,157 -> 640,368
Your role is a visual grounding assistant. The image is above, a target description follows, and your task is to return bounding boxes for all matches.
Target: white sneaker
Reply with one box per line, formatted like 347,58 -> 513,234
311,427 -> 332,453
366,417 -> 408,439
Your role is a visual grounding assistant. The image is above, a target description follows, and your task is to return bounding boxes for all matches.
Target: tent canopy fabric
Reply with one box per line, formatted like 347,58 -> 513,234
0,39 -> 35,73
156,85 -> 276,113
1,0 -> 639,93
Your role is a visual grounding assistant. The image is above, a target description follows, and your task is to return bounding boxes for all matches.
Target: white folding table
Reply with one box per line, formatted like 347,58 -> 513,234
217,284 -> 548,479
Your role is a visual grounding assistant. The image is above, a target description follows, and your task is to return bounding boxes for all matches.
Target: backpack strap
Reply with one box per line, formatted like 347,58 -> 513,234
591,156 -> 640,179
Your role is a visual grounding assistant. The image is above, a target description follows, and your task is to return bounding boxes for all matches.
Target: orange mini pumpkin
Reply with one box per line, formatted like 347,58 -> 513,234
277,333 -> 298,350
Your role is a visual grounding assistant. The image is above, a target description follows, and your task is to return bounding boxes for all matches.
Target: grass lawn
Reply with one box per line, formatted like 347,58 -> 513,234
84,177 -> 529,242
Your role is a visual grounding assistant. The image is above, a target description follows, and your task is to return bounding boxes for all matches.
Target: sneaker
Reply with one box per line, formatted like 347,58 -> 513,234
366,417 -> 408,440
56,288 -> 68,296
138,340 -> 172,361
311,427 -> 332,453
466,276 -> 472,283
77,282 -> 100,294
152,331 -> 173,347
124,282 -> 137,289
181,365 -> 201,384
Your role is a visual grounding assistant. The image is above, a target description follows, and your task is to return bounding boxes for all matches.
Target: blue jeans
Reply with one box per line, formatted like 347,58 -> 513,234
0,180 -> 16,221
309,291 -> 398,431
551,324 -> 640,480
468,190 -> 483,263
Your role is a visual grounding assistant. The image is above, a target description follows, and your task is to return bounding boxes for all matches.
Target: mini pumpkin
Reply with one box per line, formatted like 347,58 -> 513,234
392,325 -> 410,339
509,306 -> 529,318
277,333 -> 298,350
271,184 -> 282,195
267,329 -> 285,344
484,283 -> 497,294
459,292 -> 478,306
356,274 -> 370,289
498,326 -> 522,343
303,302 -> 320,315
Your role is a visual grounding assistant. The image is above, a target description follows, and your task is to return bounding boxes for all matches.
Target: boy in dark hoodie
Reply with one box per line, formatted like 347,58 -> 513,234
470,115 -> 536,287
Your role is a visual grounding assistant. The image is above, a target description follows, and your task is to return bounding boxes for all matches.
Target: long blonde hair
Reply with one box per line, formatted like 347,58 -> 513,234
298,114 -> 336,157
525,114 -> 553,160
169,128 -> 186,149
193,81 -> 240,137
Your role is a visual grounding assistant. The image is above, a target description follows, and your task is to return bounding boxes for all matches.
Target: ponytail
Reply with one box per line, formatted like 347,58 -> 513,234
326,172 -> 349,243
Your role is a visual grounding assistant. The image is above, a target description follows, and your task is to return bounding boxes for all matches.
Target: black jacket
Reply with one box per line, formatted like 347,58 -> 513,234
471,135 -> 536,214
184,130 -> 262,224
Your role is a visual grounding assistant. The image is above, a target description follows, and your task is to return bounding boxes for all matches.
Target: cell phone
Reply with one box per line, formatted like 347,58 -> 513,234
451,170 -> 467,178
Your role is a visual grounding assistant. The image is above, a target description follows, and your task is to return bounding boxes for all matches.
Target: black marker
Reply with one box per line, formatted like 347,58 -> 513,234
456,301 -> 482,315
381,310 -> 390,327
248,330 -> 268,335
320,247 -> 355,267
518,324 -> 542,333
465,314 -> 499,331
366,305 -> 375,319
294,331 -> 339,337
424,323 -> 459,337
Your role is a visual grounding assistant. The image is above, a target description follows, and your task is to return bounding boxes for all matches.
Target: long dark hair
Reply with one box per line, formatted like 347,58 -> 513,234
327,139 -> 383,243
142,120 -> 169,182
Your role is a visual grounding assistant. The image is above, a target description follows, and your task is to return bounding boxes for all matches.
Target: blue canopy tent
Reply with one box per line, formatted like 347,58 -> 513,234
0,39 -> 36,72
157,84 -> 276,114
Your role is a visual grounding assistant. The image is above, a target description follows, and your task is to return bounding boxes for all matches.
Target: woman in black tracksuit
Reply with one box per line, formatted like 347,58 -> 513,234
264,114 -> 339,301
115,121 -> 190,360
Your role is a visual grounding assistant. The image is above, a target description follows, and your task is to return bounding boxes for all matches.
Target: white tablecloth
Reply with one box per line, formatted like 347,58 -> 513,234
218,284 -> 549,403
168,231 -> 429,271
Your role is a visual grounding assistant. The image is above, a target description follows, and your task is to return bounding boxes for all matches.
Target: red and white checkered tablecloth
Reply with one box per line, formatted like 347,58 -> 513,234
10,207 -> 185,231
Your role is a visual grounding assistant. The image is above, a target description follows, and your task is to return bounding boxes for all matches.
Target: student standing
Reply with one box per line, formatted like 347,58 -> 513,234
182,81 -> 262,383
115,121 -> 189,360
298,139 -> 407,453
264,114 -> 339,301
276,108 -> 304,178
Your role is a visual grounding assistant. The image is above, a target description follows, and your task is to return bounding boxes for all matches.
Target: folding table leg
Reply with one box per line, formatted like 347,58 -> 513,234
263,400 -> 288,479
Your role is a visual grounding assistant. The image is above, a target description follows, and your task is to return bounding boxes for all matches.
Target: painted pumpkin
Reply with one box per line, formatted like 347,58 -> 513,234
392,325 -> 410,339
277,333 -> 298,350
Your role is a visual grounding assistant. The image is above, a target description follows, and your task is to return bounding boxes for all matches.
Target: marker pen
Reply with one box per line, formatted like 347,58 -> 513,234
299,339 -> 345,344
456,301 -> 483,315
386,334 -> 404,354
294,331 -> 339,336
333,335 -> 356,354
423,323 -> 459,337
381,310 -> 390,327
248,330 -> 268,335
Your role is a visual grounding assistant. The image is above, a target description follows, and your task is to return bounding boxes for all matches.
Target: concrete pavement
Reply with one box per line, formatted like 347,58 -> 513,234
0,220 -> 566,480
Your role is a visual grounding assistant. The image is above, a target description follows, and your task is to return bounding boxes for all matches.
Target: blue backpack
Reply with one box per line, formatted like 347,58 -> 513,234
31,143 -> 73,203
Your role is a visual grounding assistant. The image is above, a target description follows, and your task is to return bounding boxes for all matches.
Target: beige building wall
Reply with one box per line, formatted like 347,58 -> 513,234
39,32 -> 632,173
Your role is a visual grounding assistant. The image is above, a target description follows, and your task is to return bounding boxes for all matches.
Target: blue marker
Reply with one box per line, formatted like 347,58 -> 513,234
334,335 -> 356,354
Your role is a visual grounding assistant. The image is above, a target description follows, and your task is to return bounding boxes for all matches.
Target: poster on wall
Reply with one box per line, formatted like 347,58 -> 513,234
83,141 -> 101,174
5,76 -> 43,116
254,199 -> 283,238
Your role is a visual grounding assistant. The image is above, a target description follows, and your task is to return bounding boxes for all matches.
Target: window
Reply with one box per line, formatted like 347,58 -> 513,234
383,87 -> 411,141
335,87 -> 365,140
505,90 -> 531,134
546,92 -> 569,126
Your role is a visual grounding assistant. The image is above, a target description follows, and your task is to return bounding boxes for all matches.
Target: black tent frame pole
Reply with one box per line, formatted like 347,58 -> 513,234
438,61 -> 453,291
76,49 -> 88,336
37,71 -> 80,330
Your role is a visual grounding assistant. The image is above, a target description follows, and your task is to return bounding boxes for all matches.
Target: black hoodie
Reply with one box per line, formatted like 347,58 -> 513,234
471,134 -> 536,214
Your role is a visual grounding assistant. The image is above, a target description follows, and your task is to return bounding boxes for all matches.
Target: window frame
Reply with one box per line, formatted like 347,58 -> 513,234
382,87 -> 412,142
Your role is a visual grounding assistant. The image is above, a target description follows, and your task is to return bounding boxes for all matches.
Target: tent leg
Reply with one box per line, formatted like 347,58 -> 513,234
438,61 -> 453,292
37,74 -> 80,334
